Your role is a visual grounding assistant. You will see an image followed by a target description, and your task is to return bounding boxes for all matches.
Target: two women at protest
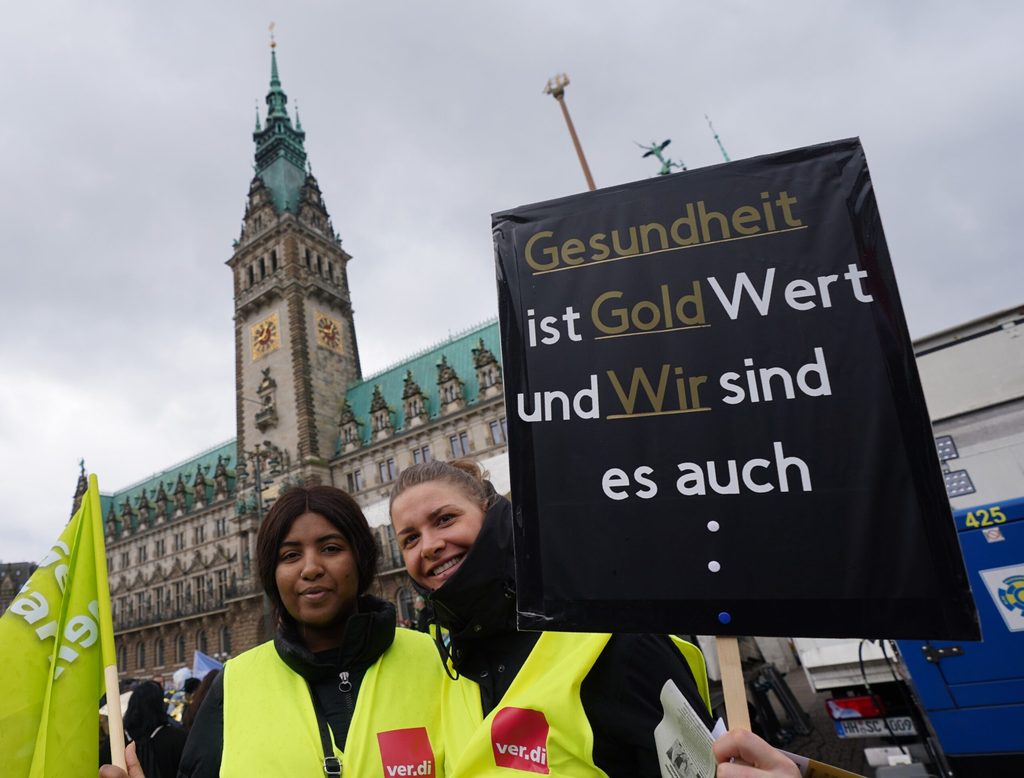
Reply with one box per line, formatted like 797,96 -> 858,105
103,473 -> 797,777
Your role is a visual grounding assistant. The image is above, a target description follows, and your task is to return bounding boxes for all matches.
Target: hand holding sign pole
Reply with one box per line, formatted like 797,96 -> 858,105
492,139 -> 978,727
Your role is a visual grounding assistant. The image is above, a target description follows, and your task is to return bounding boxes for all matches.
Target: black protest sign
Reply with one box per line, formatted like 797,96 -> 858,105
493,138 -> 979,639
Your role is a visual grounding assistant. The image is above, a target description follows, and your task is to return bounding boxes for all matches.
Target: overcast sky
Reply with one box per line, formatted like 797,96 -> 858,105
1,2 -> 1020,563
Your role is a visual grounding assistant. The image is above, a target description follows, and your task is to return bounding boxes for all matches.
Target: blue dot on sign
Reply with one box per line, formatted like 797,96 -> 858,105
718,611 -> 732,625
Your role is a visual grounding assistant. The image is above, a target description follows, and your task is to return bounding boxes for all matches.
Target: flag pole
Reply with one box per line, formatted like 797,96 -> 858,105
106,666 -> 126,769
89,474 -> 126,769
544,74 -> 596,192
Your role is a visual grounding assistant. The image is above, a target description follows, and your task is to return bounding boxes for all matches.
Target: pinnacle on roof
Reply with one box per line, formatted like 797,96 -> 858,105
252,45 -> 308,214
265,49 -> 288,120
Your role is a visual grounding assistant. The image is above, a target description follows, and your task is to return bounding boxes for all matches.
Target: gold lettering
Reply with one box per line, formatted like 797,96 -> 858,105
561,238 -> 586,265
630,301 -> 661,331
589,233 -> 610,261
639,222 -> 669,253
760,192 -> 776,231
524,230 -> 559,271
660,284 -> 675,329
591,290 -> 628,334
776,191 -> 802,227
670,203 -> 699,246
523,193 -> 803,273
606,365 -> 672,414
610,227 -> 639,256
698,200 -> 731,242
731,205 -> 761,235
675,280 -> 705,325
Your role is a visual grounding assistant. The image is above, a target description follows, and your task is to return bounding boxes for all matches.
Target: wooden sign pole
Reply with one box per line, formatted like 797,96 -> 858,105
716,636 -> 750,730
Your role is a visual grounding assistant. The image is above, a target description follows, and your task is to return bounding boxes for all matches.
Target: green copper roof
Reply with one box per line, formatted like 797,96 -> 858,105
339,320 -> 502,452
253,48 -> 308,214
100,439 -> 237,533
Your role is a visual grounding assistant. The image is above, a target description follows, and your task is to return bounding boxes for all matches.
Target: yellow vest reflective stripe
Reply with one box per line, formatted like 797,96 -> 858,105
222,629 -> 445,777
442,632 -> 710,777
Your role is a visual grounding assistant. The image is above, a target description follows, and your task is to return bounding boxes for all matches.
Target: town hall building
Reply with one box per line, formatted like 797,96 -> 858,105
90,48 -> 508,680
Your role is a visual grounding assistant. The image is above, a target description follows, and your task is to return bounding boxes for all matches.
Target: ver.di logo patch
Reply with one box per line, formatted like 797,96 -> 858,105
377,727 -> 435,777
491,707 -> 550,774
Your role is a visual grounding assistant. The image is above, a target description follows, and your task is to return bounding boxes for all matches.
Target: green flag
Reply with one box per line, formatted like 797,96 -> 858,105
0,475 -> 117,777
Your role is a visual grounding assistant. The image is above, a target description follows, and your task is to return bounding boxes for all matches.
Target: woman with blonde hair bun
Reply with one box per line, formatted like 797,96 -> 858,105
390,459 -> 798,777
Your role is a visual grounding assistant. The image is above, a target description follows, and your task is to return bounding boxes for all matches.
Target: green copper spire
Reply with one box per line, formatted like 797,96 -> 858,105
253,45 -> 308,214
266,49 -> 288,120
705,114 -> 731,163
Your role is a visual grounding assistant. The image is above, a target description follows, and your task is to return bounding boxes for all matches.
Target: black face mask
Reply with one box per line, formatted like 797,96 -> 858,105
424,496 -> 517,642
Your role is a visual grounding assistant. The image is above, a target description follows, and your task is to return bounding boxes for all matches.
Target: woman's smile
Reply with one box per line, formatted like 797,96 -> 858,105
429,553 -> 466,580
390,482 -> 486,590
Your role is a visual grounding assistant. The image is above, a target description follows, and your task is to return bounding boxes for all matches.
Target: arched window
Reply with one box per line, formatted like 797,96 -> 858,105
197,629 -> 208,655
136,641 -> 146,670
220,625 -> 232,656
155,638 -> 165,667
175,633 -> 186,664
117,643 -> 127,670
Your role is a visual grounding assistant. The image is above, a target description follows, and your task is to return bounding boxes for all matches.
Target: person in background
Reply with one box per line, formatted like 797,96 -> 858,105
121,681 -> 187,778
182,677 -> 200,698
390,459 -> 799,777
102,485 -> 446,778
180,669 -> 219,733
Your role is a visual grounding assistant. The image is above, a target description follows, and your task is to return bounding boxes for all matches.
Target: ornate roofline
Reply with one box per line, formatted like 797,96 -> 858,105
359,317 -> 498,384
102,437 -> 236,498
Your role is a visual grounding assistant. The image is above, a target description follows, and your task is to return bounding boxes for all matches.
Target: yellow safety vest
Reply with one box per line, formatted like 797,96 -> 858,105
222,628 -> 445,777
441,632 -> 710,777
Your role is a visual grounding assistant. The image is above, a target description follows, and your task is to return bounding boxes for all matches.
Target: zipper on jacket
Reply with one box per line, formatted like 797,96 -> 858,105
338,671 -> 353,692
338,671 -> 355,724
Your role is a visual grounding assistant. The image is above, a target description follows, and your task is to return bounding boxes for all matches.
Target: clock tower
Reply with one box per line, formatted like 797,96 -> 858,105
228,45 -> 361,486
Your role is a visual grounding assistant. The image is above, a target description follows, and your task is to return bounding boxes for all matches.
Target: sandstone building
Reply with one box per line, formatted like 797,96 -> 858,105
96,48 -> 508,681
0,562 -> 37,616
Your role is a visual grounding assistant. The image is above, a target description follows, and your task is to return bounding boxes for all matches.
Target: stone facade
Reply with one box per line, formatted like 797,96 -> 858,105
0,561 -> 37,616
337,329 -> 508,624
96,49 -> 511,681
101,442 -> 266,680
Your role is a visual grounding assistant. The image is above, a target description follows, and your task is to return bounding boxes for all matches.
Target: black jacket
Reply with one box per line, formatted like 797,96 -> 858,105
136,723 -> 188,778
426,497 -> 714,778
176,595 -> 397,777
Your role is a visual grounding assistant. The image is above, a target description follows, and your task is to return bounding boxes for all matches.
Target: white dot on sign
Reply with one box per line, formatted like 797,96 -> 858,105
708,560 -> 721,573
707,521 -> 720,532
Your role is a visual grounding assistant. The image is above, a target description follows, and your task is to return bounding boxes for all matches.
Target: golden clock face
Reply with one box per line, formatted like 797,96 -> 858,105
315,311 -> 344,354
250,312 -> 281,360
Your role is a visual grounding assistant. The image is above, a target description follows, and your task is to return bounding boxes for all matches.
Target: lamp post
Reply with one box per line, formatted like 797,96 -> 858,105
544,73 -> 596,192
249,442 -> 266,524
237,438 -> 281,643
